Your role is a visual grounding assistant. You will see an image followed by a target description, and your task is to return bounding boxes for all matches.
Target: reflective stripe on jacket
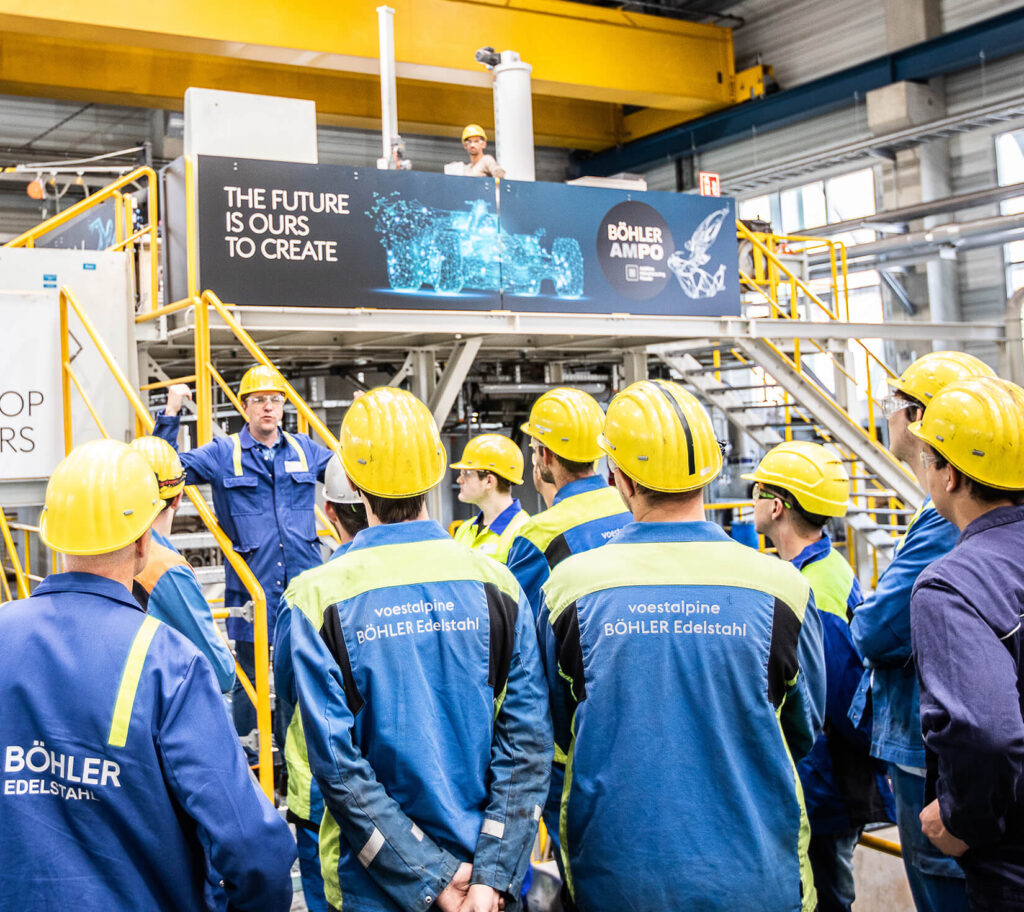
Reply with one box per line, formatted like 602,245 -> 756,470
506,475 -> 631,616
152,414 -> 333,640
134,529 -> 235,693
0,572 -> 295,910
539,521 -> 825,912
281,520 -> 552,912
452,499 -> 530,563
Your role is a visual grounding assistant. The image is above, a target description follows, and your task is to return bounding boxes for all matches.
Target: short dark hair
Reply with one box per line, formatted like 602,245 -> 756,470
360,490 -> 427,524
633,481 -> 703,507
929,451 -> 1024,505
544,447 -> 594,478
475,470 -> 511,494
759,483 -> 830,531
328,500 -> 369,538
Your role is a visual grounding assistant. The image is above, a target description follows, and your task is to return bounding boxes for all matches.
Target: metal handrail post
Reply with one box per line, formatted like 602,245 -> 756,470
0,510 -> 30,600
58,291 -> 73,454
194,295 -> 214,445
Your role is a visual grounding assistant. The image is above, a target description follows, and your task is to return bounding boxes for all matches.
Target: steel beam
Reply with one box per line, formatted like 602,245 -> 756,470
579,6 -> 1024,175
734,337 -> 923,509
0,32 -> 620,149
429,337 -> 482,427
0,0 -> 755,146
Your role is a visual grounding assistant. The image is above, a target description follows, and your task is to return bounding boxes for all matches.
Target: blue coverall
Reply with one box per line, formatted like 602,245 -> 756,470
272,541 -> 354,912
281,520 -> 552,912
0,572 -> 295,911
134,528 -> 236,693
538,520 -> 826,911
505,473 -> 630,853
849,500 -> 968,911
792,536 -> 894,912
153,414 -> 333,754
912,504 -> 1024,911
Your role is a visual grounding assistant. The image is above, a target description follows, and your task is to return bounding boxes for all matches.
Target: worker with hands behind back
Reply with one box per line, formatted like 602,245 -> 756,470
0,439 -> 294,911
274,455 -> 370,912
909,377 -> 1024,911
850,351 -> 995,912
279,387 -> 551,912
537,380 -> 825,911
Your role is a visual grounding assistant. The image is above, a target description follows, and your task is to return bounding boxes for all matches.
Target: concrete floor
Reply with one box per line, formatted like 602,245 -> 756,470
853,826 -> 915,911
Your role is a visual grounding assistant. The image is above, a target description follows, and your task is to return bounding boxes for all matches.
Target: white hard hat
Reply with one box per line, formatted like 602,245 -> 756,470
323,454 -> 362,504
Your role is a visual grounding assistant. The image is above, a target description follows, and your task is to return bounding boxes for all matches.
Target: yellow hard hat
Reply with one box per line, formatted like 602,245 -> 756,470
521,388 -> 605,463
451,434 -> 525,485
598,380 -> 722,493
130,436 -> 186,501
909,377 -> 1024,490
339,387 -> 446,498
887,350 -> 995,405
741,441 -> 849,517
40,439 -> 162,555
462,124 -> 487,143
238,364 -> 289,399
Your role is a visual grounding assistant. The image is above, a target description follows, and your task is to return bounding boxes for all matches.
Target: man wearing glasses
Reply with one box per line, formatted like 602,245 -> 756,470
154,365 -> 334,777
850,351 -> 995,912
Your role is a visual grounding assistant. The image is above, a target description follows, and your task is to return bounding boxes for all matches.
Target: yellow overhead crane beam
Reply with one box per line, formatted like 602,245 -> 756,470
0,0 -> 770,150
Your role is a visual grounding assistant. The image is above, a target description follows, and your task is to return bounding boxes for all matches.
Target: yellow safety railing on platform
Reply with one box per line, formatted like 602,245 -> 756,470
56,285 -> 275,800
736,221 -> 919,586
136,289 -> 342,544
4,166 -> 160,313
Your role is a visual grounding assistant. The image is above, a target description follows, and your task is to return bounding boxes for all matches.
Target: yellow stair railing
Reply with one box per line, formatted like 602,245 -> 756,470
57,285 -> 275,799
4,166 -> 161,313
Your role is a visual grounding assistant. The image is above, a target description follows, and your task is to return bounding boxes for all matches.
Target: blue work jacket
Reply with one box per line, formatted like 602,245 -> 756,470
0,572 -> 295,911
153,414 -> 333,640
792,537 -> 894,835
281,520 -> 552,912
133,529 -> 236,693
272,542 -> 356,830
849,500 -> 959,768
506,475 -> 631,618
453,499 -> 530,563
912,505 -> 1024,895
538,521 -> 826,912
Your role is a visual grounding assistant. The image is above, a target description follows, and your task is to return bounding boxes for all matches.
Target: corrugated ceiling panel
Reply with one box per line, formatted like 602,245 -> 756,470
730,0 -> 886,89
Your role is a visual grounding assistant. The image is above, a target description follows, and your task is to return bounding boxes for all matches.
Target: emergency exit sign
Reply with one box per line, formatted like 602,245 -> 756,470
699,171 -> 721,196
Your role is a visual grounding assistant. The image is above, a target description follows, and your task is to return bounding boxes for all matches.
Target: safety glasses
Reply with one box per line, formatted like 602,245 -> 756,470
880,395 -> 917,420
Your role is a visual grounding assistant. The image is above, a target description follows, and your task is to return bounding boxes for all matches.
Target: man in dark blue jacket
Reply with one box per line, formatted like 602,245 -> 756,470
910,377 -> 1024,911
0,439 -> 294,911
851,351 -> 994,912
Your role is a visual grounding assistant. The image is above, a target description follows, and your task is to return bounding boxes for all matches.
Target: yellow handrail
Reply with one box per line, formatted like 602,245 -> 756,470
859,832 -> 902,858
6,166 -> 160,313
56,285 -> 275,800
0,510 -> 30,601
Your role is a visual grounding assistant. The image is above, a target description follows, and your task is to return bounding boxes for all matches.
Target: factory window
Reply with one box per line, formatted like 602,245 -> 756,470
996,128 -> 1024,296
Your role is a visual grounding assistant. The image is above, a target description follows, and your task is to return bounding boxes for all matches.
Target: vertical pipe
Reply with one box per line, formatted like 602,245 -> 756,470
493,51 -> 535,182
195,296 -> 213,445
377,6 -> 398,169
59,291 -> 73,454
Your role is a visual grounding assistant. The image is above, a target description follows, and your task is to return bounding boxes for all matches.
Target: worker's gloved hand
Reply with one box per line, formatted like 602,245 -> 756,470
460,884 -> 501,912
165,383 -> 193,416
436,861 -> 473,912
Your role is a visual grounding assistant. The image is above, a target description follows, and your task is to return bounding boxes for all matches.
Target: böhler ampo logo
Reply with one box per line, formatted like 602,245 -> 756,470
596,201 -> 673,301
